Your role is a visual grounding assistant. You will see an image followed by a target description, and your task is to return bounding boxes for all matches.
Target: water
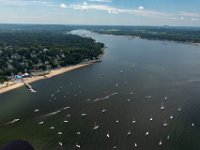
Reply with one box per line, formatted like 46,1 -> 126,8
0,30 -> 200,150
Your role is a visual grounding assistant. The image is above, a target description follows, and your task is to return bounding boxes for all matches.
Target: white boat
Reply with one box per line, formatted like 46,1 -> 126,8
49,126 -> 55,130
192,123 -> 195,127
124,81 -> 127,85
158,139 -> 162,146
134,142 -> 138,147
81,113 -> 87,116
115,83 -> 118,87
160,103 -> 165,110
64,120 -> 69,123
38,121 -> 44,125
115,120 -> 119,123
132,120 -> 136,124
127,131 -> 131,136
58,132 -> 63,135
106,131 -> 110,138
76,142 -> 81,148
145,131 -> 149,136
34,109 -> 39,112
76,132 -> 81,135
63,106 -> 70,110
178,106 -> 182,112
164,96 -> 168,100
163,121 -> 168,127
30,89 -> 37,93
113,146 -> 117,149
93,122 -> 99,130
167,135 -> 170,140
102,109 -> 107,113
120,69 -> 123,73
170,115 -> 174,119
150,116 -> 153,121
58,142 -> 63,146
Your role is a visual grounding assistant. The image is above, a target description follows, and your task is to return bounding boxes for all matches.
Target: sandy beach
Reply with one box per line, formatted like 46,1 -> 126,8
0,61 -> 96,94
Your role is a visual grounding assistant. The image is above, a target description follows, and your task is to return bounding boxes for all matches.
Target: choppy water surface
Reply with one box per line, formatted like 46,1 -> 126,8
0,30 -> 200,150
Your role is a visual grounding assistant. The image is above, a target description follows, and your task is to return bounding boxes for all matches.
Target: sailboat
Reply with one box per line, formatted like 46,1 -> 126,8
178,106 -> 182,112
145,131 -> 149,136
106,131 -> 110,138
101,108 -> 107,113
160,102 -> 165,110
163,120 -> 168,127
132,119 -> 136,124
167,135 -> 170,140
75,142 -> 81,148
158,139 -> 162,146
58,142 -> 63,146
150,115 -> 153,121
127,130 -> 131,136
134,142 -> 138,147
93,122 -> 99,130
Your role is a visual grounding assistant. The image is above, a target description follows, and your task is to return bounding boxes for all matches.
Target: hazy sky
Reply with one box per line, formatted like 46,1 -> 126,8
0,0 -> 200,26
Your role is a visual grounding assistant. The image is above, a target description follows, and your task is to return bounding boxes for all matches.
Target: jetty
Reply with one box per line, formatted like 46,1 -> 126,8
23,80 -> 37,93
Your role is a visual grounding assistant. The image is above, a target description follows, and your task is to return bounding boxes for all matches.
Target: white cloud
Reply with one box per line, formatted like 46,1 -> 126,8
60,2 -> 200,21
88,0 -> 112,2
83,1 -> 88,5
169,17 -> 179,20
179,11 -> 200,18
67,3 -> 168,17
138,6 -> 144,10
191,18 -> 200,21
0,0 -> 52,7
60,3 -> 66,8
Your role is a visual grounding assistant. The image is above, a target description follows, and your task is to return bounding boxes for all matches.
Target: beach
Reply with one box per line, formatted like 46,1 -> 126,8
0,61 -> 96,94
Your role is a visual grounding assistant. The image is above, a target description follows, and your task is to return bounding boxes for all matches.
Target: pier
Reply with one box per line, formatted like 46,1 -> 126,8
23,80 -> 37,93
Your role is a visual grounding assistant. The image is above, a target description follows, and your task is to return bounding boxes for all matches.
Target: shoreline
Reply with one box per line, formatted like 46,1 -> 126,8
94,32 -> 200,46
0,61 -> 98,94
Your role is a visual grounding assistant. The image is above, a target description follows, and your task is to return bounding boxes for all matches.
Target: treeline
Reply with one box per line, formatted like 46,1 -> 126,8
92,26 -> 200,43
0,31 -> 104,83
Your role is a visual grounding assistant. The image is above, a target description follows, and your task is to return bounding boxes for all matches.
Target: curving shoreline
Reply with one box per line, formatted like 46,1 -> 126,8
0,61 -> 98,94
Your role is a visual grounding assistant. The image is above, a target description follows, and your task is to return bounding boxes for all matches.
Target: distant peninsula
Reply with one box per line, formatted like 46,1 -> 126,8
90,26 -> 200,44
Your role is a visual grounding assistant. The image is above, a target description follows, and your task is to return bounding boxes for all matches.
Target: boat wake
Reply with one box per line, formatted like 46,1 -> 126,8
42,106 -> 70,117
6,118 -> 20,124
93,92 -> 118,102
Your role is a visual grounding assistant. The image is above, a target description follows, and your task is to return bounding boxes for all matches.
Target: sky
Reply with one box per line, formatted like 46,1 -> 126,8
0,0 -> 200,26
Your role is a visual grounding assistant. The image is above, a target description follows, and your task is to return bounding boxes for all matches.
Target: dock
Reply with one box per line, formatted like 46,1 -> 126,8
23,80 -> 37,93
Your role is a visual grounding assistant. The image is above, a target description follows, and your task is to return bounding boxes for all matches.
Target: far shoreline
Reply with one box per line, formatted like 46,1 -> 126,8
0,60 -> 100,94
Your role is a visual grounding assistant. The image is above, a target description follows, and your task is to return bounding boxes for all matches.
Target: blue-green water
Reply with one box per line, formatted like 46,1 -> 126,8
0,30 -> 200,150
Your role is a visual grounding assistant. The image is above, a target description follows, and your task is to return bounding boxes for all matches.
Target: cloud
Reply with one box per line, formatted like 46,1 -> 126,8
60,3 -> 66,8
67,2 -> 168,17
191,18 -> 200,21
61,2 -> 200,21
180,17 -> 184,20
138,6 -> 144,10
88,0 -> 112,2
0,0 -> 52,7
169,17 -> 179,20
179,11 -> 200,18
